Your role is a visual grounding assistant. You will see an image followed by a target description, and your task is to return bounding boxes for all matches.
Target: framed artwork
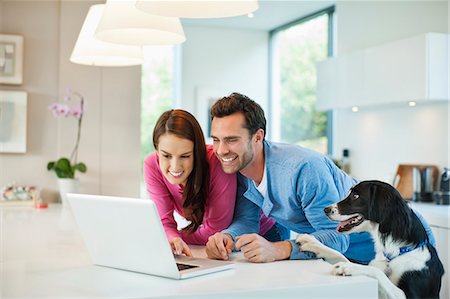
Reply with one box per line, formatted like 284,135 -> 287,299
0,91 -> 27,153
0,34 -> 24,85
195,87 -> 226,143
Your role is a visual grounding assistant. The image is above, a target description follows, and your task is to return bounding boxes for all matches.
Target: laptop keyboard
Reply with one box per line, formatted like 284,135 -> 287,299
176,263 -> 199,271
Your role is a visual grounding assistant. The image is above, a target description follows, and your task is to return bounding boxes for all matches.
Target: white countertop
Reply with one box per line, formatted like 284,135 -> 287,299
0,205 -> 377,298
408,201 -> 450,229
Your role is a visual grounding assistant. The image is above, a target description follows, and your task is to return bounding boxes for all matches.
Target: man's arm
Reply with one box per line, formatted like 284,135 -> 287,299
235,234 -> 292,262
222,174 -> 261,240
206,175 -> 260,260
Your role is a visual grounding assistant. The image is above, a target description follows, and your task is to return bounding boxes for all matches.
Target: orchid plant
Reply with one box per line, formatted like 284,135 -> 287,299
47,88 -> 87,179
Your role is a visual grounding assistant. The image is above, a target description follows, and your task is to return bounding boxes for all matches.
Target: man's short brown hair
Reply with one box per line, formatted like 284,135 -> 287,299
210,92 -> 266,137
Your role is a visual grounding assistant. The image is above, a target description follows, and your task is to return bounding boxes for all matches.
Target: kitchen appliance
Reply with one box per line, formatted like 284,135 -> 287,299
434,167 -> 450,205
394,164 -> 438,200
412,166 -> 434,202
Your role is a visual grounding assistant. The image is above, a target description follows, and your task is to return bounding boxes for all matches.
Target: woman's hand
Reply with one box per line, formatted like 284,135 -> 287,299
169,237 -> 193,256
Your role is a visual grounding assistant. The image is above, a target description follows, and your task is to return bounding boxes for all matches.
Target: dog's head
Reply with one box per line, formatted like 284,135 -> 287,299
324,180 -> 404,234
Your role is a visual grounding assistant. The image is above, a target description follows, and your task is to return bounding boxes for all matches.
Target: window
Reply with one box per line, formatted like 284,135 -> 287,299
140,46 -> 177,196
141,46 -> 175,162
270,7 -> 334,155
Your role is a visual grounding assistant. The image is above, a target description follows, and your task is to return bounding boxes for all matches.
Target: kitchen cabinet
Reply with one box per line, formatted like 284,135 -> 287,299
432,226 -> 450,299
316,33 -> 449,111
408,202 -> 449,299
316,51 -> 364,110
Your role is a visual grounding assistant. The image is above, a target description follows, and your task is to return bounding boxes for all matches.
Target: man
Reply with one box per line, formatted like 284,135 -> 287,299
205,92 -> 374,263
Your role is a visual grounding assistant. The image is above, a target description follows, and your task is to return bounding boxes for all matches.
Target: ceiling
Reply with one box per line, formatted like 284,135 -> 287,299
181,0 -> 335,31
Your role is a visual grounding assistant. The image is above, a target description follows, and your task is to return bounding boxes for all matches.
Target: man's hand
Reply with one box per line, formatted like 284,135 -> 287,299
235,234 -> 292,263
206,232 -> 235,260
169,237 -> 192,257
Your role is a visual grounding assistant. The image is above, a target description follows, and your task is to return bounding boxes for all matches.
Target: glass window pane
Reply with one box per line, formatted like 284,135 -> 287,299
141,46 -> 174,162
272,14 -> 329,154
140,46 -> 174,197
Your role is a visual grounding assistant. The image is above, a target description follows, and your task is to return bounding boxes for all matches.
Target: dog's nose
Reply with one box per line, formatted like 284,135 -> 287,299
324,207 -> 332,214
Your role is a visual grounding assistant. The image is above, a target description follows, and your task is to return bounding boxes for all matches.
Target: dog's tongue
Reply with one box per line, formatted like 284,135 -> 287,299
336,217 -> 356,232
336,220 -> 352,232
336,215 -> 364,232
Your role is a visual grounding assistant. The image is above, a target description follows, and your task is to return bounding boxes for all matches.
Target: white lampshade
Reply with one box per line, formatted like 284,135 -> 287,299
70,4 -> 144,67
135,0 -> 258,19
96,0 -> 186,46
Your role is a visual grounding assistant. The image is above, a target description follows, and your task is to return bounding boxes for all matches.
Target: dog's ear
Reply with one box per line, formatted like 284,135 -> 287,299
377,184 -> 409,237
367,183 -> 381,221
367,183 -> 397,220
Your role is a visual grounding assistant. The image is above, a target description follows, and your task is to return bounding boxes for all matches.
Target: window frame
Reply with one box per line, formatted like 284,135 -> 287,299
268,5 -> 335,155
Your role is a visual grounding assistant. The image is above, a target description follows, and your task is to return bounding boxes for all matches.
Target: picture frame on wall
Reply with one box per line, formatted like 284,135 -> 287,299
196,87 -> 227,143
0,90 -> 27,153
0,34 -> 24,85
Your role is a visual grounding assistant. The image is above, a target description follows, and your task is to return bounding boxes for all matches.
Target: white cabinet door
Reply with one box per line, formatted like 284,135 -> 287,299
432,226 -> 449,299
316,51 -> 364,110
316,57 -> 339,111
428,33 -> 450,100
316,33 -> 449,111
363,34 -> 427,106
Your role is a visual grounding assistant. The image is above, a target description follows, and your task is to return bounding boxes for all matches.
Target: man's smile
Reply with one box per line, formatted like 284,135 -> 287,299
220,155 -> 237,163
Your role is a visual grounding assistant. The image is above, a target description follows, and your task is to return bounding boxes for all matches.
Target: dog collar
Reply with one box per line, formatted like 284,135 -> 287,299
383,240 -> 428,262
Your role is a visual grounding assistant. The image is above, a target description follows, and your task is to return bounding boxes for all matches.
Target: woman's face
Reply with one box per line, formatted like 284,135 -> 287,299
156,133 -> 194,186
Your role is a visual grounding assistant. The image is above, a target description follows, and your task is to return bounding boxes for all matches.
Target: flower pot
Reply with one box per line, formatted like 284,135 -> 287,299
57,178 -> 79,205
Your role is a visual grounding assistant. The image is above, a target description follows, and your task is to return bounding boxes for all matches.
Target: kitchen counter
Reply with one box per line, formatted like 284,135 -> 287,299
0,205 -> 377,299
408,201 -> 450,228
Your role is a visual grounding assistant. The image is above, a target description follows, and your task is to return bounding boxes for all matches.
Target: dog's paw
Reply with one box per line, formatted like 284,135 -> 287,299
332,262 -> 355,276
296,234 -> 318,244
332,262 -> 368,276
296,234 -> 324,254
296,234 -> 349,265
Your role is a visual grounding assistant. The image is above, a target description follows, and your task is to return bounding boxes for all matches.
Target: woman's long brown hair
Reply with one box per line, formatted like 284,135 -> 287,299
152,109 -> 209,234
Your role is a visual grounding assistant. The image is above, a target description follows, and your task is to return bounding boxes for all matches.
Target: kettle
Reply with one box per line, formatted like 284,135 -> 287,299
434,167 -> 450,205
412,167 -> 434,202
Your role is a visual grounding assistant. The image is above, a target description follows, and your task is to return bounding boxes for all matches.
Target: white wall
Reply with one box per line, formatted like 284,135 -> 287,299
0,3 -> 268,198
0,1 -> 60,193
0,1 -> 141,198
333,1 -> 449,181
180,26 -> 268,139
59,1 -> 141,197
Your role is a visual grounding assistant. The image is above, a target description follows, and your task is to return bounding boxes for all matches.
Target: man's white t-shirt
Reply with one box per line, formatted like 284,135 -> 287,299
253,166 -> 267,198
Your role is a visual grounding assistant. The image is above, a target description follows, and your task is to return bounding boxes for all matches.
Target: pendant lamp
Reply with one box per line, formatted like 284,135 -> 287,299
96,0 -> 186,46
135,0 -> 259,19
70,4 -> 144,67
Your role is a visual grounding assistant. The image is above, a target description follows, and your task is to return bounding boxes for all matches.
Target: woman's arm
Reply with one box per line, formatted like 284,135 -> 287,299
143,153 -> 180,240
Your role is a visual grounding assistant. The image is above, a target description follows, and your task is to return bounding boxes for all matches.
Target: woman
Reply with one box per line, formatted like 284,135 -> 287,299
144,109 -> 283,256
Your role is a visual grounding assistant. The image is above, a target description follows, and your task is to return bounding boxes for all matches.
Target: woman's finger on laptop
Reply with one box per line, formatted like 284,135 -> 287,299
170,237 -> 185,255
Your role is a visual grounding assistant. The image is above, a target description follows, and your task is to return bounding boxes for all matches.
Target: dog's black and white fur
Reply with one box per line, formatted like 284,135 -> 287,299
296,180 -> 444,299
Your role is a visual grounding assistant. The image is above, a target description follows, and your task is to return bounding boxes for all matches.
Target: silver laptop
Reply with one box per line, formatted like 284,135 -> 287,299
67,193 -> 234,280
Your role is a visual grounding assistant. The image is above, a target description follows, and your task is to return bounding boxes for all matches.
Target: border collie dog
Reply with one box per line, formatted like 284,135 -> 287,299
296,180 -> 444,299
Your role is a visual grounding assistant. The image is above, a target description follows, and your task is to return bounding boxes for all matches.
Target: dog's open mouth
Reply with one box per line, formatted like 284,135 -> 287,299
337,215 -> 364,232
